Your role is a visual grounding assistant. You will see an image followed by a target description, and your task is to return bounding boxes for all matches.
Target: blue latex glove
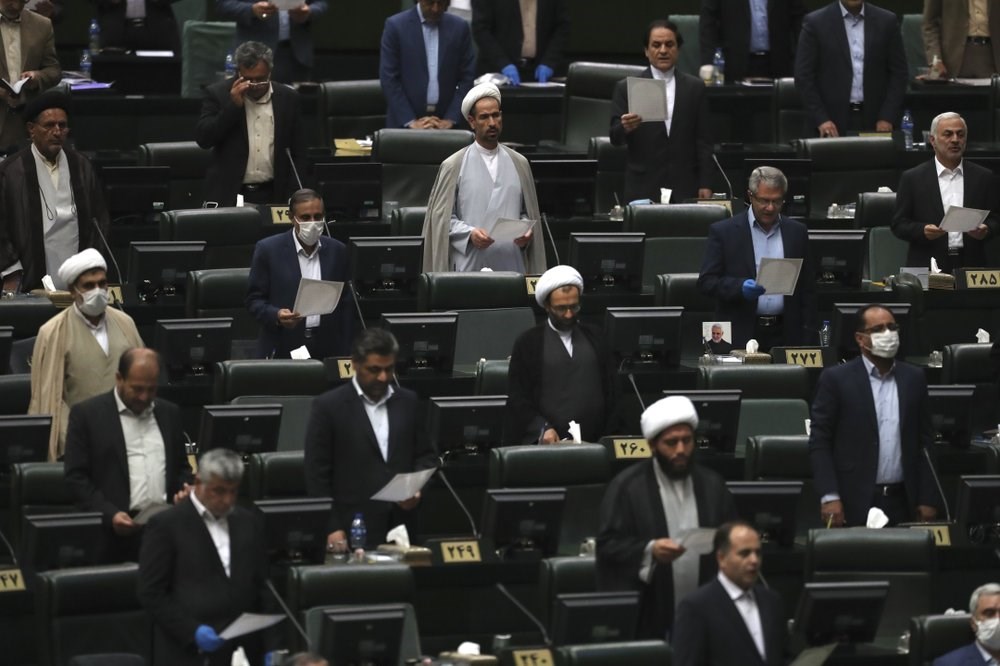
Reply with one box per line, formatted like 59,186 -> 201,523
501,64 -> 521,86
195,625 -> 225,652
742,279 -> 766,300
535,64 -> 554,83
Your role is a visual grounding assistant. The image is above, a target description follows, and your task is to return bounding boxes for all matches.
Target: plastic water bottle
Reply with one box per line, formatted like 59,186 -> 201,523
88,19 -> 100,56
80,50 -> 91,78
819,320 -> 831,347
712,48 -> 726,86
901,109 -> 914,150
349,513 -> 367,551
224,51 -> 236,79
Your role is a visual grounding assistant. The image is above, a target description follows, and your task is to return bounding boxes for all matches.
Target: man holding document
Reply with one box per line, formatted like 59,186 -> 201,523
246,188 -> 353,359
891,112 -> 999,274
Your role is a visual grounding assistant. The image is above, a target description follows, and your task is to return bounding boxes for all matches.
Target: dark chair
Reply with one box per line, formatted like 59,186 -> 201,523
643,238 -> 707,291
231,395 -> 315,451
697,364 -> 811,400
137,141 -> 212,210
159,207 -> 263,269
745,434 -> 820,536
797,137 -> 898,219
417,271 -> 529,311
908,613 -> 975,666
772,77 -> 811,144
553,61 -> 646,152
736,398 -> 810,457
212,359 -> 329,403
892,272 -> 929,356
654,273 -> 716,360
623,203 -> 729,238
372,129 -> 474,208
588,136 -> 627,214
942,343 -> 996,384
855,191 -> 897,229
474,359 -> 510,395
537,555 -> 597,626
317,79 -> 386,147
0,373 -> 31,414
186,268 -> 256,343
868,225 -> 910,283
10,336 -> 36,374
245,451 -> 307,500
557,640 -> 673,665
11,462 -> 74,547
390,206 -> 427,236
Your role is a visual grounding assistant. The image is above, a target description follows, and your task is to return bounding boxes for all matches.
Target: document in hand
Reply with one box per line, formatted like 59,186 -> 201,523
490,218 -> 535,244
0,77 -> 27,97
756,257 -> 803,296
271,0 -> 302,10
675,528 -> 716,556
626,77 -> 667,122
132,503 -> 171,526
292,278 -> 344,317
939,206 -> 989,233
219,613 -> 285,640
371,467 -> 437,502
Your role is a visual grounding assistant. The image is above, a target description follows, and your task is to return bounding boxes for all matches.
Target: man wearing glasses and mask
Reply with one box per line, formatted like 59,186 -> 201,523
698,166 -> 815,350
196,40 -> 304,207
809,304 -> 940,527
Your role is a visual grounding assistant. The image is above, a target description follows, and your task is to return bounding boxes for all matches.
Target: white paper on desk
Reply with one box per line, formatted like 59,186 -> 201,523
132,503 -> 170,525
135,50 -> 174,58
371,467 -> 437,502
626,77 -> 667,122
271,0 -> 302,10
519,81 -> 565,88
292,278 -> 343,317
491,218 -> 535,243
939,205 -> 989,233
789,643 -> 837,666
219,613 -> 285,640
676,528 -> 716,556
756,257 -> 802,296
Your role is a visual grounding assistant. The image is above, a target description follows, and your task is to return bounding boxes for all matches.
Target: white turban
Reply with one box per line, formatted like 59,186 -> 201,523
640,395 -> 699,441
57,248 -> 106,290
461,82 -> 501,119
534,265 -> 583,307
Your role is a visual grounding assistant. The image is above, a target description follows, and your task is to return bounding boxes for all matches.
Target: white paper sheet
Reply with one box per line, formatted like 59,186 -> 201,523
626,77 -> 667,122
292,278 -> 343,317
676,528 -> 716,556
756,257 -> 803,296
218,613 -> 285,640
132,503 -> 170,526
271,0 -> 302,10
371,467 -> 437,502
939,205 -> 989,233
789,643 -> 837,666
490,218 -> 535,243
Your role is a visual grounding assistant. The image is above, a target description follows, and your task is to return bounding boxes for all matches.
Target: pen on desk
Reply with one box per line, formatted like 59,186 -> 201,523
826,514 -> 833,529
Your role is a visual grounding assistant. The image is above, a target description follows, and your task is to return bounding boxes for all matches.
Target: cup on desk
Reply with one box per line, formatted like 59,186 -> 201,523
609,204 -> 624,221
928,350 -> 943,368
383,200 -> 400,224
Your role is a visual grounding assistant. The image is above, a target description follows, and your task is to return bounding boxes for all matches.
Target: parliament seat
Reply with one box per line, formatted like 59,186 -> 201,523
623,203 -> 729,238
867,226 -> 909,283
372,129 -> 474,208
736,398 -> 810,457
11,462 -> 74,548
892,272 -> 932,356
417,271 -> 529,311
390,206 -> 427,236
317,79 -> 386,147
908,613 -> 975,666
9,336 -> 34,374
643,238 -> 707,291
697,364 -> 811,400
745,434 -> 820,535
474,359 -> 509,395
0,373 -> 31,414
556,640 -> 672,666
772,77 -> 810,144
654,273 -> 716,360
588,137 -> 627,214
0,324 -> 11,373
232,395 -> 315,452
553,61 -> 645,152
159,207 -> 262,269
180,20 -> 235,99
797,137 -> 897,219
137,141 -> 211,210
942,343 -> 996,384
901,14 -> 927,82
245,451 -> 307,500
186,268 -> 257,343
212,359 -> 329,403
855,191 -> 896,229
538,556 -> 597,627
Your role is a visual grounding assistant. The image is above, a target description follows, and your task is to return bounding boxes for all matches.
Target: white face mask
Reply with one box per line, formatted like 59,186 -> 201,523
868,329 -> 899,359
78,287 -> 109,317
296,220 -> 324,246
977,617 -> 1000,650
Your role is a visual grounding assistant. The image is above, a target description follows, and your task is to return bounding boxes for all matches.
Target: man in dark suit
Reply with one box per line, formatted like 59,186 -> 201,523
597,395 -> 735,640
138,448 -> 269,666
471,0 -> 570,83
304,328 -> 438,552
88,0 -> 182,52
215,0 -> 328,83
699,0 -> 806,81
64,348 -> 193,563
672,522 -> 786,666
934,583 -> 1000,666
611,19 -> 713,203
891,112 -> 999,274
809,304 -> 940,527
195,40 -> 304,207
698,166 -> 815,350
923,0 -> 1000,79
794,0 -> 907,137
380,0 -> 476,129
246,188 -> 353,359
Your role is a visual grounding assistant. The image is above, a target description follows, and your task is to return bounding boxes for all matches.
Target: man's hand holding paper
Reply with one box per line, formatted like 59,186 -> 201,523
292,278 -> 344,317
755,257 -> 803,296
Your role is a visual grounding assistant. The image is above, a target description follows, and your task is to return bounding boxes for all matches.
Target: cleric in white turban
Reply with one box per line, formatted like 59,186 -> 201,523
640,395 -> 699,441
534,265 -> 583,307
461,82 -> 502,120
57,247 -> 106,291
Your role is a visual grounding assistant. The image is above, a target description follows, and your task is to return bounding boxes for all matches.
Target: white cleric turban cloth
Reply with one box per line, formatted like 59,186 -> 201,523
534,265 -> 583,307
461,82 -> 501,118
58,248 -> 106,289
640,395 -> 699,441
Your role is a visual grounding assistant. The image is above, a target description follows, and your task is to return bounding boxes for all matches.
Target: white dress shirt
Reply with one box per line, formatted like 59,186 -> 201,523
114,388 -> 167,512
189,488 -> 232,577
243,85 -> 275,185
352,375 -> 394,462
717,571 -> 767,661
473,141 -> 500,183
547,318 -> 573,356
293,231 -> 322,329
935,156 -> 965,251
72,303 -> 109,355
842,4 -> 865,104
1,16 -> 21,84
649,66 -> 676,135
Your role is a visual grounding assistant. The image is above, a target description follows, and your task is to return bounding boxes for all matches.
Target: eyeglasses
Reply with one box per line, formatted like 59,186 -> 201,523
749,193 -> 784,208
37,121 -> 69,133
245,78 -> 270,87
549,303 -> 581,315
860,322 -> 900,334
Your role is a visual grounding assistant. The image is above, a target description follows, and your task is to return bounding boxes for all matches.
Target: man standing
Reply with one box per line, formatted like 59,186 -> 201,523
923,1 -> 1000,79
597,395 -> 735,639
246,188 -> 353,359
891,112 -> 998,274
794,0 -> 907,138
88,0 -> 182,52
196,40 -> 304,207
0,0 -> 60,152
139,448 -> 269,666
423,82 -> 546,272
64,348 -> 193,563
215,0 -> 327,83
29,249 -> 143,461
0,92 -> 109,293
697,166 -> 815,350
304,328 -> 438,552
809,304 -> 939,527
380,0 -> 476,130
934,583 -> 1000,666
611,19 -> 713,204
699,0 -> 806,81
471,0 -> 570,83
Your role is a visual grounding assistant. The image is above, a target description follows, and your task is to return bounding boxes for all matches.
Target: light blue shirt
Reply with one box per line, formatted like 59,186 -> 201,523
842,3 -> 865,104
749,0 -> 770,53
860,355 -> 903,485
417,3 -> 440,108
278,10 -> 290,42
747,207 -> 784,315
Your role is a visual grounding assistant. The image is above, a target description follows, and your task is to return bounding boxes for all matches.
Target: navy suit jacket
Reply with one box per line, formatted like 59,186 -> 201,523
794,1 -> 907,133
697,211 -> 816,347
808,357 -> 939,526
379,6 -> 476,128
699,0 -> 805,82
934,643 -> 988,666
215,0 -> 328,69
246,230 -> 354,359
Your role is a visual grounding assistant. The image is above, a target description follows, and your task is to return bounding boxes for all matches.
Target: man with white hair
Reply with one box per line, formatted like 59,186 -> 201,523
29,248 -> 143,460
596,395 -> 735,639
503,265 -> 612,444
934,583 -> 1000,665
423,82 -> 546,272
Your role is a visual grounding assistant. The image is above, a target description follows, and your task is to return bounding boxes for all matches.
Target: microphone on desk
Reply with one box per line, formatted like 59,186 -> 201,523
627,372 -> 646,412
495,582 -> 552,647
345,280 -> 367,330
265,578 -> 311,651
286,147 -> 304,191
922,446 -> 953,524
540,212 -> 560,265
711,153 -> 734,201
91,217 -> 126,312
435,461 -> 480,538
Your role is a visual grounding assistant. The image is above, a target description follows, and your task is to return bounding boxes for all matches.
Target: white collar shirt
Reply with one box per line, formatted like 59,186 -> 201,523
352,375 -> 394,462
189,488 -> 232,577
935,157 -> 965,250
649,66 -> 676,135
717,571 -> 767,660
114,388 -> 166,511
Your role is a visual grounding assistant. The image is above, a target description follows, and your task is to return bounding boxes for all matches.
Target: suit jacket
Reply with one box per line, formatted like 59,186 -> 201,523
470,0 -> 570,76
379,6 -> 476,128
138,498 -> 268,666
195,77 -> 304,207
933,642 -> 988,666
0,9 -> 60,152
923,0 -> 1000,76
245,229 -> 354,359
214,0 -> 328,70
90,0 -> 181,52
697,211 -> 816,347
891,159 -> 1000,273
699,0 -> 805,81
808,356 -> 939,526
303,381 -> 438,543
793,1 -> 907,134
596,460 -> 735,639
610,67 -> 713,203
672,578 -> 786,666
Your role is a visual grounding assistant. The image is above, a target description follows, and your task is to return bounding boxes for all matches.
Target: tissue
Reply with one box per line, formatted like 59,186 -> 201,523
231,647 -> 250,666
289,345 -> 311,360
457,642 -> 481,655
865,507 -> 889,529
930,257 -> 941,274
568,420 -> 582,443
41,275 -> 56,292
659,188 -> 673,204
744,339 -> 759,354
386,524 -> 410,548
977,328 -> 991,343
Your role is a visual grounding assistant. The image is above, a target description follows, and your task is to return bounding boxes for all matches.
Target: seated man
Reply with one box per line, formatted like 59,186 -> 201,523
935,583 -> 1000,666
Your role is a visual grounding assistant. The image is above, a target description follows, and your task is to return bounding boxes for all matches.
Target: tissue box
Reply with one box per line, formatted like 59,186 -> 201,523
32,289 -> 74,308
437,654 -> 498,665
929,273 -> 955,290
731,350 -> 772,364
375,544 -> 433,566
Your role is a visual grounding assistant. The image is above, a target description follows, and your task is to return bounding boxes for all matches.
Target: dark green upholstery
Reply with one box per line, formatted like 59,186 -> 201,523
232,395 -> 315,451
698,364 -> 811,400
855,191 -> 897,229
417,271 -> 529,310
212,359 -> 329,403
908,614 -> 975,666
137,141 -> 211,210
537,555 -> 597,626
159,207 -> 263,269
868,225 -> 909,283
474,359 -> 510,394
901,14 -> 927,81
943,343 -> 995,384
245,451 -> 306,500
892,272 -> 929,355
773,77 -> 810,144
12,462 -> 74,546
455,308 -> 536,366
624,203 -> 729,238
736,399 -> 810,457
798,137 -> 898,218
556,61 -> 646,151
186,268 -> 256,340
317,79 -> 386,147
36,563 -> 150,666
557,640 -> 672,666
746,434 -> 820,535
0,373 -> 30,414
588,136 -> 627,214
643,238 -> 707,292
390,206 -> 427,236
286,563 -> 415,617
372,128 -> 474,208
654,273 -> 715,360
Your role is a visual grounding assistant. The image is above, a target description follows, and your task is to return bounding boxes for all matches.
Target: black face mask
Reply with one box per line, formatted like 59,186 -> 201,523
548,312 -> 577,332
655,448 -> 693,479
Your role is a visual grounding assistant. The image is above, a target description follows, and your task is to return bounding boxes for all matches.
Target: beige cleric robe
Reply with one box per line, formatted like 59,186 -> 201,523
29,305 -> 143,460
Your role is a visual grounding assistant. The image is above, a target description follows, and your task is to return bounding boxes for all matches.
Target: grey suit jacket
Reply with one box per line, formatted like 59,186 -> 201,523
0,9 -> 60,150
923,0 -> 1000,76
